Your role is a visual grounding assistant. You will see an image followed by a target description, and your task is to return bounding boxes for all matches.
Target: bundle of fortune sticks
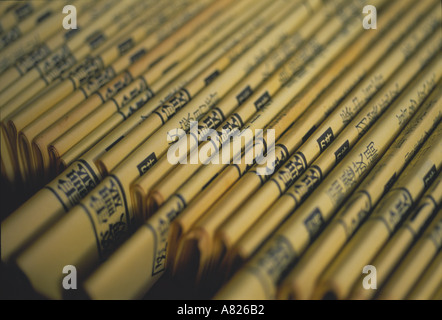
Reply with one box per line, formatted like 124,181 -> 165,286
0,0 -> 440,300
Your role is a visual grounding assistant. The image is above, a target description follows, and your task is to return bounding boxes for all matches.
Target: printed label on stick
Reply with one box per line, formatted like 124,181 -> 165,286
137,153 -> 158,176
148,196 -> 185,275
46,160 -> 99,211
83,176 -> 131,259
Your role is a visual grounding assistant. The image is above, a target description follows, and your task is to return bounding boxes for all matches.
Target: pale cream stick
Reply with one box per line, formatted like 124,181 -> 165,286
125,0 -> 305,210
407,251 -> 442,300
27,0 -> 322,295
0,0 -> 65,51
432,285 -> 442,300
60,0 -> 298,221
0,0 -> 133,110
377,212 -> 442,300
231,30 -> 441,250
209,1 -> 439,280
31,0 -> 205,178
0,0 -> 142,183
0,2 -> 26,22
199,40 -> 442,291
0,126 -> 19,187
214,61 -> 441,300
16,0 -> 163,183
7,0 -> 217,182
0,0 -> 154,93
53,0 -> 281,184
95,0 -> 324,176
0,0 -> 48,48
312,125 -> 441,300
41,0 -> 229,172
165,0 -> 383,285
0,0 -> 264,266
8,0 -> 324,299
17,0 -> 184,184
166,0 -> 417,276
132,0 -> 341,218
44,0 -> 261,177
0,0 -> 222,264
55,0 -> 286,172
348,174 -> 442,300
82,79 -> 321,299
151,0 -> 362,214
234,56 -> 441,287
211,12 -> 441,275
0,0 -> 112,92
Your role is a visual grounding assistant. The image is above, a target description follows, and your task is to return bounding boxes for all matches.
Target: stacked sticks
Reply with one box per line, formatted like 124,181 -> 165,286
0,0 -> 440,300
